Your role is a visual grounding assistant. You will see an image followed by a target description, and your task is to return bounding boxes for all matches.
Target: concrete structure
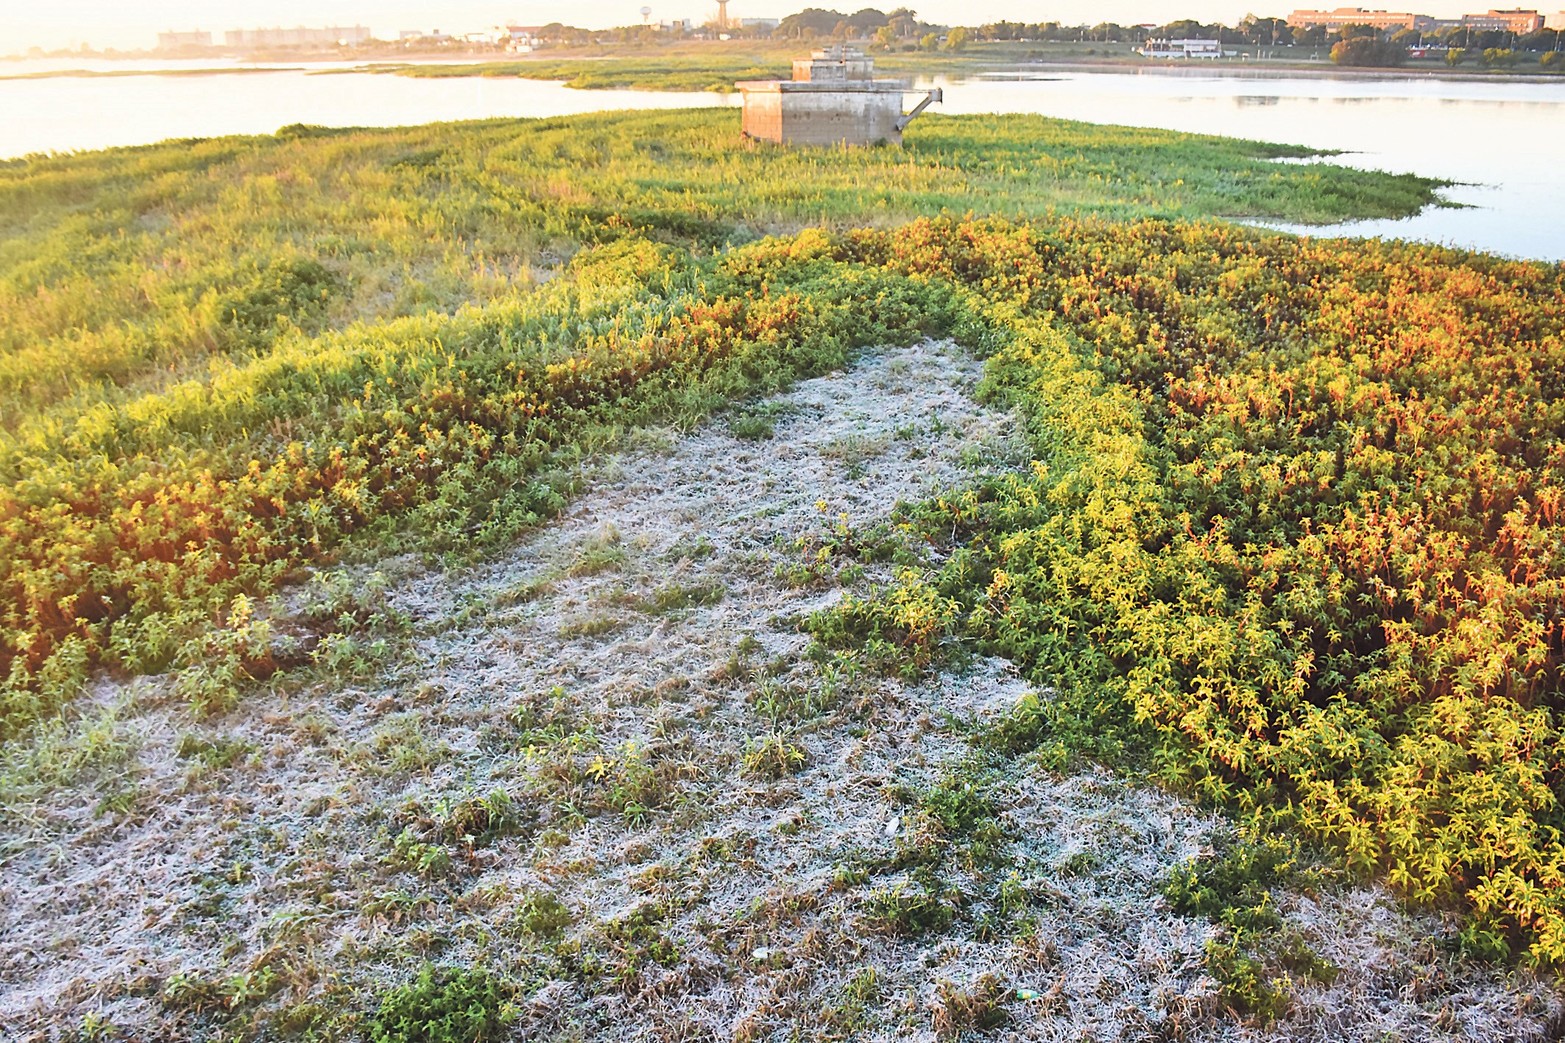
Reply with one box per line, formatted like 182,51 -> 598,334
1287,7 -> 1430,30
737,47 -> 940,147
157,30 -> 213,50
1138,38 -> 1224,57
223,25 -> 372,48
792,48 -> 875,80
1461,8 -> 1545,31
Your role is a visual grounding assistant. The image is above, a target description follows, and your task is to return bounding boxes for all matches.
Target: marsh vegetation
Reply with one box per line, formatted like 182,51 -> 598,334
2,106 -> 1560,1040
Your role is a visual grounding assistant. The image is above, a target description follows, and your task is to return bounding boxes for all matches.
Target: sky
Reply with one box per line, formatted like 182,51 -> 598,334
0,0 -> 1506,52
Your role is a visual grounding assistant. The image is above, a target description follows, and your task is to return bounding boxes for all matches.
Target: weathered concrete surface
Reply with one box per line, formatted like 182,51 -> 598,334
739,81 -> 908,146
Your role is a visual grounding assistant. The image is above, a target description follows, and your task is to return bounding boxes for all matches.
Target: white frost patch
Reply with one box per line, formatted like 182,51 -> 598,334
0,341 -> 1557,1041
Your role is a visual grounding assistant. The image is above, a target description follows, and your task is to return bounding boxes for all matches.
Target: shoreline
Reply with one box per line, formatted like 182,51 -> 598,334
3,50 -> 1563,89
987,55 -> 1565,85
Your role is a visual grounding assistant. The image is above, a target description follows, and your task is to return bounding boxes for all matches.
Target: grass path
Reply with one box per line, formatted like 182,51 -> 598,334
0,342 -> 1555,1040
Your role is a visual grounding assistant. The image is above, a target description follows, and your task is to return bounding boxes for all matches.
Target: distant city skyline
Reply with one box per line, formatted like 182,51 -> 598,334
1,1 -> 1550,52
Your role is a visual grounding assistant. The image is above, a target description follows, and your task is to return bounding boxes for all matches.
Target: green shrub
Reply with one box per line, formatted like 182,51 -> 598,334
514,891 -> 572,938
864,877 -> 955,935
368,965 -> 511,1043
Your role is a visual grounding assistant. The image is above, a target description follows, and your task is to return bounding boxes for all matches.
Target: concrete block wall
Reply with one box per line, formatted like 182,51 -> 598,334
777,90 -> 904,146
741,91 -> 785,141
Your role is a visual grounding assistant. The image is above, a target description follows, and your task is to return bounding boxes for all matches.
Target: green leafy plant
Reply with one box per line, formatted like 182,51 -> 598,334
863,876 -> 956,936
387,827 -> 453,878
741,731 -> 808,778
368,965 -> 511,1043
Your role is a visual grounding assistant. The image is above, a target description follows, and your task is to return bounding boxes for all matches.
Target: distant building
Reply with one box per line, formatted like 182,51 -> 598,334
739,17 -> 781,30
223,26 -> 373,48
156,30 -> 213,50
497,25 -> 543,51
1287,7 -> 1431,30
1460,8 -> 1545,31
1547,10 -> 1565,29
1138,37 -> 1224,57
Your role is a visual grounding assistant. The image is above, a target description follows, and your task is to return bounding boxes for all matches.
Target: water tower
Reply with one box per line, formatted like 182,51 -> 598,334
715,0 -> 729,30
640,6 -> 652,24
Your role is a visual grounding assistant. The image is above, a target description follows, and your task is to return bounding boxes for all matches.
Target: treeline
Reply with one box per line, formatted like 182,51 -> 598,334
521,8 -> 938,44
502,9 -> 1563,72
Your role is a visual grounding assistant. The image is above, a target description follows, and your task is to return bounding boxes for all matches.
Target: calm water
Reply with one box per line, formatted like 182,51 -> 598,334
2,58 -> 1561,261
916,69 -> 1565,262
0,58 -> 738,156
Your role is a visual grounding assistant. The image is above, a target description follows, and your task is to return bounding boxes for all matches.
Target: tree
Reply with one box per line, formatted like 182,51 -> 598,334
1433,25 -> 1469,48
1446,47 -> 1468,65
1331,33 -> 1405,66
1160,19 -> 1208,39
775,8 -> 847,38
1240,15 -> 1289,45
1291,24 -> 1328,46
979,20 -> 1025,41
944,26 -> 969,51
1517,29 -> 1553,52
873,24 -> 897,49
847,7 -> 889,33
1541,50 -> 1561,68
887,8 -> 921,38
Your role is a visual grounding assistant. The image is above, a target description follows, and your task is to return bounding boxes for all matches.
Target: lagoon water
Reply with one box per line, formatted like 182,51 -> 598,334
919,69 -> 1565,262
2,57 -> 1561,260
0,58 -> 739,155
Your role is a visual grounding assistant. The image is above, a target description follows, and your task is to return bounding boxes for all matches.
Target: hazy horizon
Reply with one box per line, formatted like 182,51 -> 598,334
1,0 -> 1514,54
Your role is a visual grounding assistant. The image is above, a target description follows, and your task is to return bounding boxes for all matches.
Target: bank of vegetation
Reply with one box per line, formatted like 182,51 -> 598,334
811,217 -> 1565,964
0,110 -> 1447,739
4,105 -> 1563,1031
347,56 -> 789,93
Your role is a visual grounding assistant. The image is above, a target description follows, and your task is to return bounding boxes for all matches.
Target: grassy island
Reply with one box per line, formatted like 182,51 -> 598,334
3,108 -> 1562,1041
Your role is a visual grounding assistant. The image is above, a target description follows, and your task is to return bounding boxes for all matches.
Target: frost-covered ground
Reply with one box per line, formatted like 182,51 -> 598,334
1,341 -> 1557,1041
